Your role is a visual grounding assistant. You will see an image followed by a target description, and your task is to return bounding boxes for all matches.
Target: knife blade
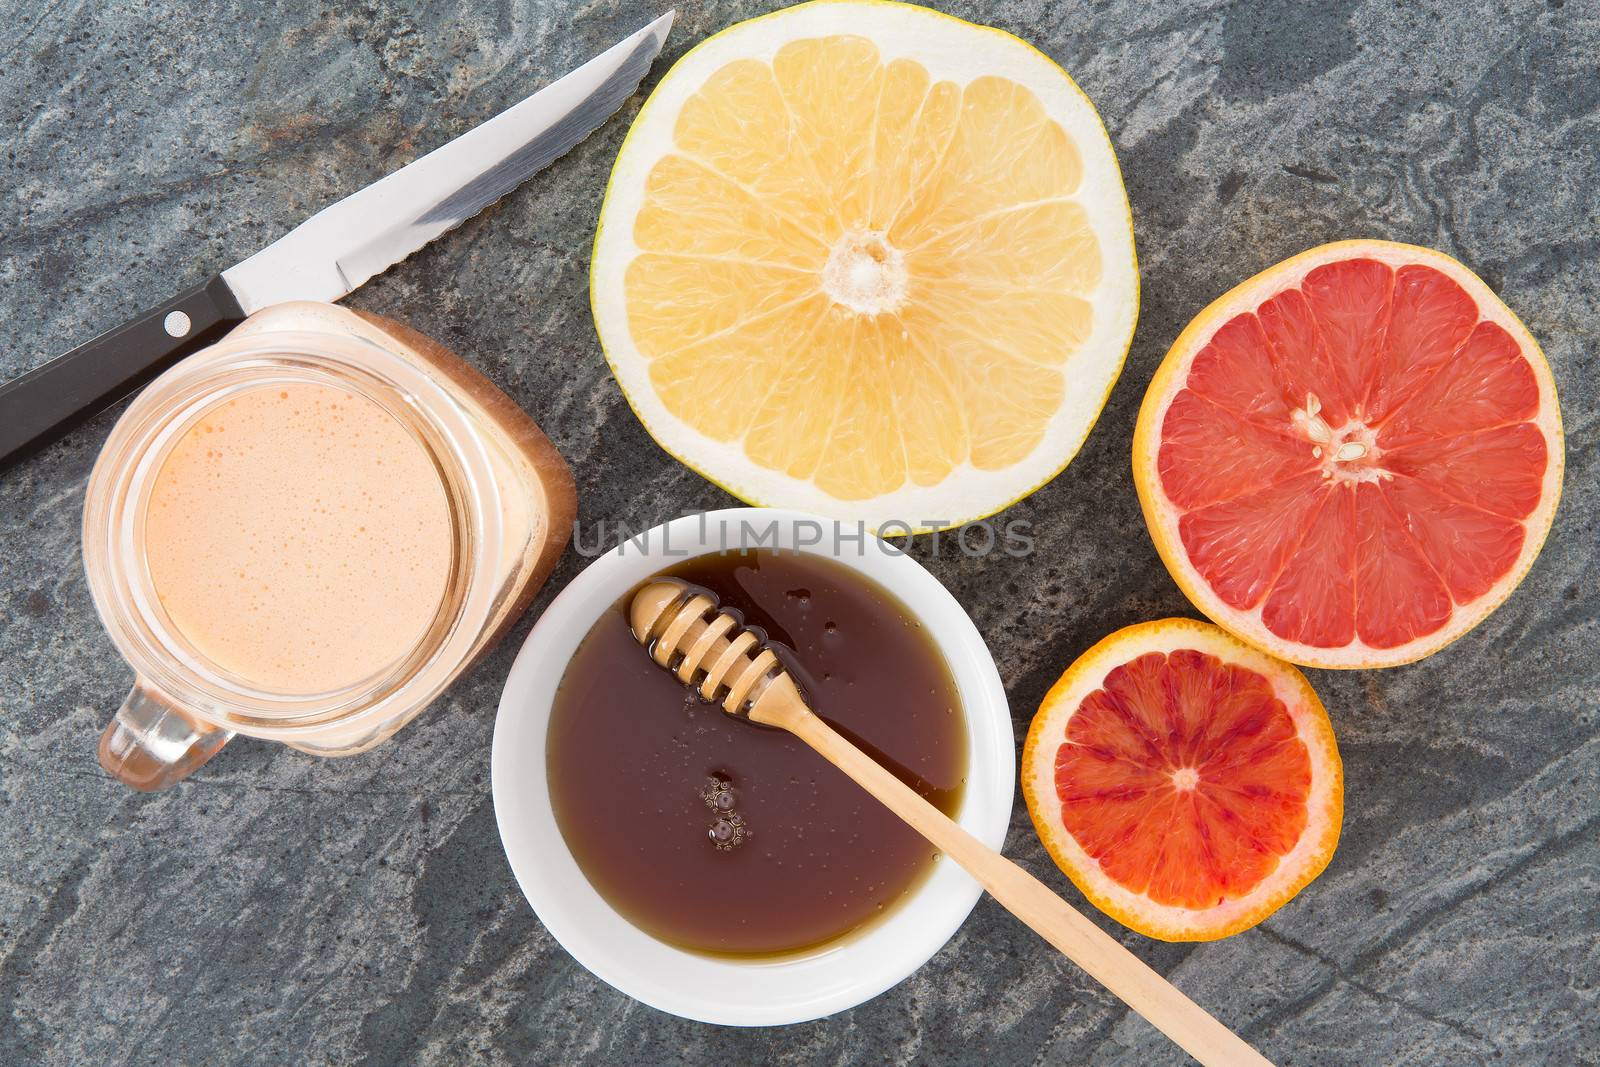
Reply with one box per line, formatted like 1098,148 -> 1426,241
0,12 -> 674,465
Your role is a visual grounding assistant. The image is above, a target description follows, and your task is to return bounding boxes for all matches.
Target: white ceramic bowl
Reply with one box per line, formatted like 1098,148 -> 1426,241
492,509 -> 1013,1026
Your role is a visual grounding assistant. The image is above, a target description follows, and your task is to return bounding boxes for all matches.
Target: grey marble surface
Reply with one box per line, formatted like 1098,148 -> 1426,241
2,0 -> 1596,1064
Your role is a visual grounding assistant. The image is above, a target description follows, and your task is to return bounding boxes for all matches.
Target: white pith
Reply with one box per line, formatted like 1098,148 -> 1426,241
821,229 -> 909,315
592,0 -> 1139,529
1134,241 -> 1565,670
1290,393 -> 1387,485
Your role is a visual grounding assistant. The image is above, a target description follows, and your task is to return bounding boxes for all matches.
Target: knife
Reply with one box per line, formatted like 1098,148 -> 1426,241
0,12 -> 674,466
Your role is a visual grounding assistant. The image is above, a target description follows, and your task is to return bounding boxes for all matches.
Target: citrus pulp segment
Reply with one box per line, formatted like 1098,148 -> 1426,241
1021,618 -> 1343,941
592,0 -> 1138,528
1134,241 -> 1562,668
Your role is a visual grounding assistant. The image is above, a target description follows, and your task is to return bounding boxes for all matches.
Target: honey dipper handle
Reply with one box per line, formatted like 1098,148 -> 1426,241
782,705 -> 1273,1067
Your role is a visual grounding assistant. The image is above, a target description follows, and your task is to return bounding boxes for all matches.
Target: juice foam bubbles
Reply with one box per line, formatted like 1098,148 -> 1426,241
144,382 -> 452,694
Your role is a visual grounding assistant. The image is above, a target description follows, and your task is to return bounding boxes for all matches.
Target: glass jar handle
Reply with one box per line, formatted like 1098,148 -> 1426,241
98,683 -> 232,791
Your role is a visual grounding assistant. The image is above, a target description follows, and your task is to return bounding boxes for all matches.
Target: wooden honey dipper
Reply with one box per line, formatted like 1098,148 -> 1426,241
630,579 -> 1272,1067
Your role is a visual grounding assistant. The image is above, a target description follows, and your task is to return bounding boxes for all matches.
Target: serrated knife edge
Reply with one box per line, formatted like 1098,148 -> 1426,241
221,11 -> 674,312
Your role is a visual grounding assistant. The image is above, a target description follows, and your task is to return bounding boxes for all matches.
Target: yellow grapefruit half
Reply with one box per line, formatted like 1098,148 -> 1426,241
592,0 -> 1138,529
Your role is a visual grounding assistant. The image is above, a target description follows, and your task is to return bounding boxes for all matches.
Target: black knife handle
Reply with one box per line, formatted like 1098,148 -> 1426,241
0,275 -> 246,466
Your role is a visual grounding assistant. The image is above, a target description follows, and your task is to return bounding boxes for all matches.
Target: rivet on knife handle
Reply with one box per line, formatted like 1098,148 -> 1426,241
0,276 -> 244,465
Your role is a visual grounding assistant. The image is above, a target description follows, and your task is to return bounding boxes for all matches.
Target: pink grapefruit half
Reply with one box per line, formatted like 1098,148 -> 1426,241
1133,240 -> 1563,668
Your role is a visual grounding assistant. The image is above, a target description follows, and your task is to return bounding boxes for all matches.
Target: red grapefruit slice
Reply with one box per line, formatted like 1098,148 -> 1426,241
1021,618 -> 1342,941
1134,240 -> 1563,668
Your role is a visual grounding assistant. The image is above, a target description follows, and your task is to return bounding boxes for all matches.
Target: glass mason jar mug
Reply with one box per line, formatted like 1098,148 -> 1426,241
82,302 -> 574,790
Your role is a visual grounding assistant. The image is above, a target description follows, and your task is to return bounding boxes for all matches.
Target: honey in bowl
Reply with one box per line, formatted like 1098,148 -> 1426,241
547,549 -> 967,957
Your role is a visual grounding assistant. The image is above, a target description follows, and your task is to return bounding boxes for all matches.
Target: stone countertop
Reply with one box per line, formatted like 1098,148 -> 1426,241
2,1 -> 1595,1063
